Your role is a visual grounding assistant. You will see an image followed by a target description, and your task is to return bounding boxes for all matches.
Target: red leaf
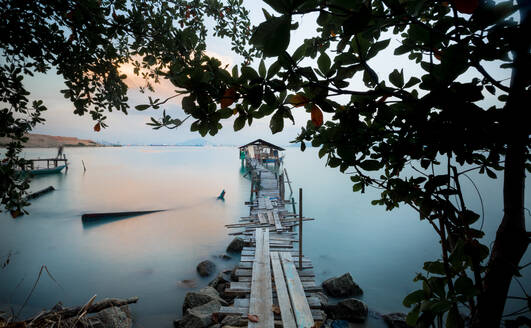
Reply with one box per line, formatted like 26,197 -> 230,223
247,314 -> 259,323
94,123 -> 101,132
311,104 -> 323,127
452,0 -> 479,14
221,87 -> 237,108
287,94 -> 309,107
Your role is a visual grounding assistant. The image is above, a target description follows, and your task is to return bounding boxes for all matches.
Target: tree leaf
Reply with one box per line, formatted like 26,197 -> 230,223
259,59 -> 266,78
286,94 -> 308,107
234,115 -> 246,131
389,69 -> 404,88
221,88 -> 237,108
310,104 -> 323,127
250,15 -> 291,57
317,52 -> 331,75
403,290 -> 425,307
135,104 -> 150,111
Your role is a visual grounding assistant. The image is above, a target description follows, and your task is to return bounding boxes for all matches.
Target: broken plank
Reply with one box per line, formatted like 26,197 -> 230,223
280,252 -> 315,328
270,252 -> 297,328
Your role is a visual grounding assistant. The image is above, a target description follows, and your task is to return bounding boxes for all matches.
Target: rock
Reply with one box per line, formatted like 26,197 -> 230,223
213,254 -> 232,260
322,319 -> 334,328
177,300 -> 221,328
315,291 -> 329,307
382,312 -> 408,328
226,237 -> 245,253
183,286 -> 228,313
331,320 -> 350,328
209,272 -> 233,302
322,273 -> 363,297
197,260 -> 216,277
324,298 -> 368,323
221,315 -> 246,326
88,305 -> 133,328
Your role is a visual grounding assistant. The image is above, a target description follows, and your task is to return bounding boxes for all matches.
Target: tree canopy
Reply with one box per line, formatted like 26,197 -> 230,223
1,0 -> 530,327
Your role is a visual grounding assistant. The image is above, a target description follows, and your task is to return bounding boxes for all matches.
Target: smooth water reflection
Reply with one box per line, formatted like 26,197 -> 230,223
0,146 -> 529,328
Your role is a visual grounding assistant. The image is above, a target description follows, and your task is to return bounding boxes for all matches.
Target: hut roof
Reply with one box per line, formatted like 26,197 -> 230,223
239,139 -> 285,151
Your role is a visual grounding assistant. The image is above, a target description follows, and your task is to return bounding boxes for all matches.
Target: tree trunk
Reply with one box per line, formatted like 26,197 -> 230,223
474,3 -> 530,326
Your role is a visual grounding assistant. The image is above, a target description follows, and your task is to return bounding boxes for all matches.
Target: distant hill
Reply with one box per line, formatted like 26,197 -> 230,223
0,133 -> 101,148
175,138 -> 209,146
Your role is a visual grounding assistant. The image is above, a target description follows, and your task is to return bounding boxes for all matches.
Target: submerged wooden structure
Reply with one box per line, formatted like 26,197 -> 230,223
219,140 -> 323,327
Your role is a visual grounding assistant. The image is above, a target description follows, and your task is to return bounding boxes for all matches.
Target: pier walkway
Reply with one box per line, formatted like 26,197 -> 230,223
220,161 -> 323,328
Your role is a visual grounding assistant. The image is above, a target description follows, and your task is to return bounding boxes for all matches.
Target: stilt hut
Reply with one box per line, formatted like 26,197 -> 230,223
239,139 -> 284,169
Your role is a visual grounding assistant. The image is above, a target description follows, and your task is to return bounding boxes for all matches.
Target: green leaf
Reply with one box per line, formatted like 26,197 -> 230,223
241,66 -> 259,80
403,290 -> 425,307
269,111 -> 284,133
404,77 -> 421,88
250,15 -> 291,57
267,61 -> 281,78
259,59 -> 266,78
135,104 -> 150,111
232,65 -> 239,78
423,261 -> 445,275
359,159 -> 381,171
406,304 -> 420,326
234,115 -> 246,131
367,39 -> 390,59
352,183 -> 363,192
182,96 -> 195,112
389,69 -> 404,88
317,52 -> 331,75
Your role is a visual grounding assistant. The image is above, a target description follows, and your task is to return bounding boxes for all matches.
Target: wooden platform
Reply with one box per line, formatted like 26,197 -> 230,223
220,161 -> 322,327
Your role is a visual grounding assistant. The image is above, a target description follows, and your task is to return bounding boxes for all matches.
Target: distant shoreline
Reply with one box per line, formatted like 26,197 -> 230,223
0,133 -> 104,148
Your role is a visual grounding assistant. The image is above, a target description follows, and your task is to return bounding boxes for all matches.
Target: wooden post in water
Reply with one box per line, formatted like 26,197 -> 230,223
82,160 -> 87,172
299,188 -> 303,270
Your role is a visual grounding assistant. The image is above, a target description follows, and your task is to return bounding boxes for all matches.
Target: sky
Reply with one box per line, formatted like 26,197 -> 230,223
22,1 -> 511,146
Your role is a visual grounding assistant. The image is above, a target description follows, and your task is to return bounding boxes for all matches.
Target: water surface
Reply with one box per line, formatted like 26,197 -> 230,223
0,146 -> 529,327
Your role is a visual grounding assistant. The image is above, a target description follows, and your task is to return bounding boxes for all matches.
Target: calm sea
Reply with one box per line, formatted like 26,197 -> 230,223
0,146 -> 529,327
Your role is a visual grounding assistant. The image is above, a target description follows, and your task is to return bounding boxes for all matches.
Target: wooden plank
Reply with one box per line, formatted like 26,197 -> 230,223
228,281 -> 321,293
238,261 -> 313,270
217,306 -> 324,321
258,212 -> 267,224
273,211 -> 283,231
240,255 -> 311,263
270,252 -> 297,328
265,198 -> 273,210
238,275 -> 315,283
234,296 -> 322,309
235,269 -> 315,278
266,211 -> 275,225
248,228 -> 274,328
280,252 -> 315,328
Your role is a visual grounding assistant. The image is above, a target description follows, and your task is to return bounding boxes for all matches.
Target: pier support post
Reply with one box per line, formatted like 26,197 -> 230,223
299,188 -> 303,270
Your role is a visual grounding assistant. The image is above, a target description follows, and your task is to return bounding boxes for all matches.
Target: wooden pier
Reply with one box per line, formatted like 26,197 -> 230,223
219,145 -> 323,328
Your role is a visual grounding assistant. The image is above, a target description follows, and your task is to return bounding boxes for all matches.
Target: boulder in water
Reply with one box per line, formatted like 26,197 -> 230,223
322,273 -> 363,297
226,237 -> 245,253
196,260 -> 216,277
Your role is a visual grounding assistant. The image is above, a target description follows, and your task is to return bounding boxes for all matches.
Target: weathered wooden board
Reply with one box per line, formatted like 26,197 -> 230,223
233,296 -> 322,309
235,268 -> 316,278
280,252 -> 315,328
217,306 -> 324,321
248,228 -> 273,328
273,211 -> 283,231
270,252 -> 297,328
258,212 -> 267,224
228,281 -> 321,293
